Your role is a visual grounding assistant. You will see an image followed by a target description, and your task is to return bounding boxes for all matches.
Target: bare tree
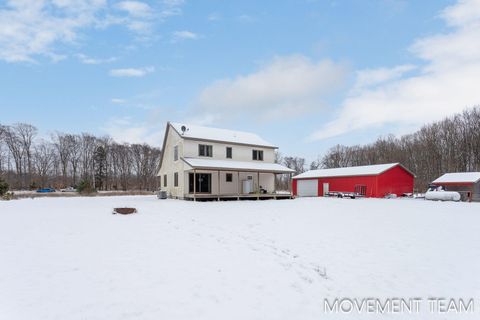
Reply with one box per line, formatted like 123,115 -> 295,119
2,125 -> 24,187
53,133 -> 71,187
15,123 -> 38,186
34,141 -> 55,187
66,134 -> 81,187
283,156 -> 306,175
80,133 -> 97,183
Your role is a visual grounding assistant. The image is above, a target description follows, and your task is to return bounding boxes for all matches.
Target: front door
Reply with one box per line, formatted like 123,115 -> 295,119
189,173 -> 211,193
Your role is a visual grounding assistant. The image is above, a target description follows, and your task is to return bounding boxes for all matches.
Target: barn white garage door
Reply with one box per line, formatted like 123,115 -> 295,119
297,179 -> 318,197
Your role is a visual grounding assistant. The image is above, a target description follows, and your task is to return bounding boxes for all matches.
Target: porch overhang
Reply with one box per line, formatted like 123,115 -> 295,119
182,157 -> 295,174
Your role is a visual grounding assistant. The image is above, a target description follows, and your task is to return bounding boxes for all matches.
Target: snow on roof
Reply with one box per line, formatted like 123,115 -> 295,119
432,172 -> 480,184
293,163 -> 402,179
170,122 -> 276,148
182,158 -> 295,173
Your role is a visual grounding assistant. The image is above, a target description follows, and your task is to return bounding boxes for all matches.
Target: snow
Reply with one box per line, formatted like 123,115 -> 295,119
170,122 -> 277,148
432,172 -> 480,184
1,196 -> 480,319
182,157 -> 295,173
294,163 -> 403,179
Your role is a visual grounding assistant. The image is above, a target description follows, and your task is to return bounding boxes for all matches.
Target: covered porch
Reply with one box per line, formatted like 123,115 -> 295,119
182,158 -> 295,201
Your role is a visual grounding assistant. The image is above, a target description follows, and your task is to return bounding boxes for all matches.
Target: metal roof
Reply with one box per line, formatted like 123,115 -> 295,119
182,157 -> 295,174
293,163 -> 414,179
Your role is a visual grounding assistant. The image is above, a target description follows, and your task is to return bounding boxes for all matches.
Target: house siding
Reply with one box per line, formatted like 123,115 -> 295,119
158,127 -> 185,198
183,139 -> 275,163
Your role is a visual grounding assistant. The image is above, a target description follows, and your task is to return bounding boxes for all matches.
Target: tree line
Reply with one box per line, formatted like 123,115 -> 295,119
0,124 -> 161,191
315,107 -> 480,190
2,107 -> 479,192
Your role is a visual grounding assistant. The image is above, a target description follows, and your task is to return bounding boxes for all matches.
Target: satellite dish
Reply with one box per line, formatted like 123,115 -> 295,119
181,125 -> 187,134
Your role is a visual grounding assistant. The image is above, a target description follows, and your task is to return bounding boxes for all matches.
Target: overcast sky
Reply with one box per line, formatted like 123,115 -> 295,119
1,0 -> 479,161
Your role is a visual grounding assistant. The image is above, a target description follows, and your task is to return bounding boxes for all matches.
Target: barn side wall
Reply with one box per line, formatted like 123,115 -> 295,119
432,182 -> 479,202
376,166 -> 415,197
316,176 -> 379,197
474,182 -> 480,202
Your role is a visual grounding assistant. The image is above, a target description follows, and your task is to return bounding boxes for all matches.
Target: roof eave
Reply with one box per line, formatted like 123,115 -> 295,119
293,163 -> 416,179
182,158 -> 294,174
157,122 -> 171,175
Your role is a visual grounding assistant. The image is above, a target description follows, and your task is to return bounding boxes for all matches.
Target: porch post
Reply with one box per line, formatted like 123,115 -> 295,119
257,171 -> 260,200
218,170 -> 220,201
193,169 -> 197,202
289,173 -> 293,195
273,173 -> 276,193
237,171 -> 240,200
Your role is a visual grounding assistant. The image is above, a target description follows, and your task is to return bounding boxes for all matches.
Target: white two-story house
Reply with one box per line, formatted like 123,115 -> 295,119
157,122 -> 295,200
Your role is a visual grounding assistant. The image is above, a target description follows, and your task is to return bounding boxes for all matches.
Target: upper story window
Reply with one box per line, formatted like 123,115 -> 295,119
174,145 -> 179,161
226,147 -> 232,159
199,144 -> 213,157
252,149 -> 264,161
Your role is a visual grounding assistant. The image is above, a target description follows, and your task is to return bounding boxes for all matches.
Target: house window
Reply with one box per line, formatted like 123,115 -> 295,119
226,147 -> 232,159
226,173 -> 233,182
174,145 -> 178,161
252,150 -> 264,161
174,172 -> 178,187
199,144 -> 213,157
163,175 -> 167,187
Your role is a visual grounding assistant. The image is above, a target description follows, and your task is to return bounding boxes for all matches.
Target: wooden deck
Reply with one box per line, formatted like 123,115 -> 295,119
183,193 -> 293,201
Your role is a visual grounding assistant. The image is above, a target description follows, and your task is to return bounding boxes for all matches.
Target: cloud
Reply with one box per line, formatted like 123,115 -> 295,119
76,53 -> 117,64
0,0 -> 107,62
192,55 -> 348,124
308,0 -> 480,141
102,106 -> 180,146
172,30 -> 200,42
159,0 -> 185,18
351,64 -> 416,93
102,117 -> 164,146
0,0 -> 186,63
237,14 -> 255,23
116,1 -> 152,18
207,12 -> 221,21
111,98 -> 127,104
113,1 -> 156,34
109,66 -> 155,77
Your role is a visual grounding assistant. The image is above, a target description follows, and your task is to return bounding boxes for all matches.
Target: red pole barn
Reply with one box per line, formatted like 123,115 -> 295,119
292,163 -> 415,198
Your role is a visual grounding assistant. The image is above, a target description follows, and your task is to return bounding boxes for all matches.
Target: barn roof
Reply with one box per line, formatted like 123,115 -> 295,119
432,172 -> 480,184
170,122 -> 277,148
182,157 -> 295,174
293,163 -> 413,179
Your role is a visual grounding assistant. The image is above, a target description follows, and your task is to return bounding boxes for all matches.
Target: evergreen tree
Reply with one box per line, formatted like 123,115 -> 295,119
93,146 -> 107,191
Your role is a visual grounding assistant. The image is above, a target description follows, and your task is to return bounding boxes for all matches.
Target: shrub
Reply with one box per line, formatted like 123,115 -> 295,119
0,178 -> 8,196
77,179 -> 97,194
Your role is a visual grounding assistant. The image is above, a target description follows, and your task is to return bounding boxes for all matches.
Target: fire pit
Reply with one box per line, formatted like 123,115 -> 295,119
113,207 -> 137,215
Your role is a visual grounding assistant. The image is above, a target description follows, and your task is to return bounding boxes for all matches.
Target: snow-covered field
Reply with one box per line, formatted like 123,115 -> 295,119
1,196 -> 479,320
